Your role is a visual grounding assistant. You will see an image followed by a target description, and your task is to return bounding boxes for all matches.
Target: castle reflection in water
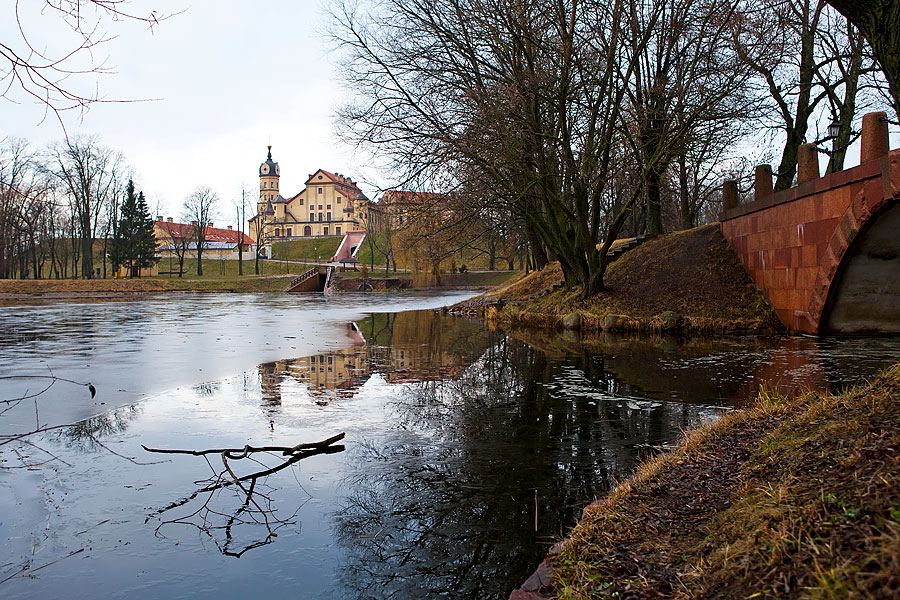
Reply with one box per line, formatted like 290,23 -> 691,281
258,311 -> 487,405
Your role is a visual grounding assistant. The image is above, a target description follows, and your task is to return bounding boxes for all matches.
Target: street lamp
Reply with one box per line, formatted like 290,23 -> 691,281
827,119 -> 841,154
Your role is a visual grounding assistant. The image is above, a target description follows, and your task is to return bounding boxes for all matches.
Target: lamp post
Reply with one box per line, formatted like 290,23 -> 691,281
827,119 -> 841,151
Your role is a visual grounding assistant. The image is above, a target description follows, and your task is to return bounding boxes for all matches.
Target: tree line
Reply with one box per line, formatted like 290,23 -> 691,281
332,0 -> 897,298
0,136 -> 151,280
0,136 -> 232,280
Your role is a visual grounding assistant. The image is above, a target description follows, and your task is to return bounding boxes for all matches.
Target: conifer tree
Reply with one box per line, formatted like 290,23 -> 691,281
134,191 -> 158,273
113,179 -> 158,277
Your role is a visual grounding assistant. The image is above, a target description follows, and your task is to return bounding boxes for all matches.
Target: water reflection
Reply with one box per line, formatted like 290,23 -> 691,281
331,333 -> 723,599
2,301 -> 898,600
256,312 -> 491,407
148,436 -> 345,559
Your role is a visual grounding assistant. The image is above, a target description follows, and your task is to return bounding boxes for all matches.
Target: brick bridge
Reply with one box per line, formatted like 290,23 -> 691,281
720,112 -> 899,334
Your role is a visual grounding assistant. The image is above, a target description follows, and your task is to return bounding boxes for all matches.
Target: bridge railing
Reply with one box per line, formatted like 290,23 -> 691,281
721,111 -> 893,218
289,267 -> 319,289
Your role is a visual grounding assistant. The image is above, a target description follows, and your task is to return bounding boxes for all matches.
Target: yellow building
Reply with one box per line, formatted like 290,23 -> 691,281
250,146 -> 376,241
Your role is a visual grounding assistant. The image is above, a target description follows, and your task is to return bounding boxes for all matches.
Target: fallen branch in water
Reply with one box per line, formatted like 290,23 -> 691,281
141,432 -> 345,457
145,433 -> 346,557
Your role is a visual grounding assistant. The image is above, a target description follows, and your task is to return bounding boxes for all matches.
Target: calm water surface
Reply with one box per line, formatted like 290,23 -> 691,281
0,293 -> 897,599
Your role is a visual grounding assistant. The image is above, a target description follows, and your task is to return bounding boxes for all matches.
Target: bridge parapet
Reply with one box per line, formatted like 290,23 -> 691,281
720,112 -> 899,334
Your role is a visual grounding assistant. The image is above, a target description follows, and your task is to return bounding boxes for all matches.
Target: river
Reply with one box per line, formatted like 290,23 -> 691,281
0,293 -> 897,599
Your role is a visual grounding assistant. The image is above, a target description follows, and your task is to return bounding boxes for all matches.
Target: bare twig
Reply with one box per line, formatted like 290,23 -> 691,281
141,432 -> 346,457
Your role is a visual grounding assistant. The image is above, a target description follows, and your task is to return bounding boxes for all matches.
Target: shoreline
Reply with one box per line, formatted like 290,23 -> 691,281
510,362 -> 900,599
449,225 -> 784,337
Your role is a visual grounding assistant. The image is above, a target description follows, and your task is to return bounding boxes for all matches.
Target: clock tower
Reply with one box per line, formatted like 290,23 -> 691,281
259,145 -> 280,208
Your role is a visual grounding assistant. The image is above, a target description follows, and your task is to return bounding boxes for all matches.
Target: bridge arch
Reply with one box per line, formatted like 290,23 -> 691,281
820,201 -> 900,333
719,122 -> 899,334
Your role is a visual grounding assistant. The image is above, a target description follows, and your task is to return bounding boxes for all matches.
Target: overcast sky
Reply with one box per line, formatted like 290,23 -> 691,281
0,0 -> 380,226
2,1 -> 898,228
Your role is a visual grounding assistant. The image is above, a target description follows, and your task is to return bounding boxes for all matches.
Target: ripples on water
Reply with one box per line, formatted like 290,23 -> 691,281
0,293 -> 897,599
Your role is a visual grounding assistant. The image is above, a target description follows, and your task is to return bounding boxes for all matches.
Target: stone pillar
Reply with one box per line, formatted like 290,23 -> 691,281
860,111 -> 890,163
722,179 -> 738,211
797,143 -> 820,183
754,164 -> 773,200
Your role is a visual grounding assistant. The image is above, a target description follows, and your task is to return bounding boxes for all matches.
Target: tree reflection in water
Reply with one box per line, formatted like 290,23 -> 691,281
331,323 -> 722,600
147,439 -> 345,558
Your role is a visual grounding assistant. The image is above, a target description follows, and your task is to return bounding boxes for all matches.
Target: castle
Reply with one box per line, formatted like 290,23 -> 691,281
249,146 -> 377,242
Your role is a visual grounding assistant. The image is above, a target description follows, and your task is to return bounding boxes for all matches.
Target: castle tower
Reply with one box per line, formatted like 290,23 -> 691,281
259,145 -> 280,207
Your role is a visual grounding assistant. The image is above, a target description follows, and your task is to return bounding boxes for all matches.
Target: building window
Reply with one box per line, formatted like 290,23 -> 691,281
337,197 -> 341,204
317,175 -> 323,179
286,228 -> 292,237
304,225 -> 311,236
327,212 -> 331,221
336,226 -> 341,236
318,205 -> 323,210
318,187 -> 323,194
324,227 -> 329,236
275,228 -> 281,237
299,199 -> 304,205
263,182 -> 267,188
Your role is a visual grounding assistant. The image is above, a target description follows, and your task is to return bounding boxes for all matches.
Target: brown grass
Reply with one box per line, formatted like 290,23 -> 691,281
550,362 -> 900,599
0,273 -> 297,299
453,224 -> 781,334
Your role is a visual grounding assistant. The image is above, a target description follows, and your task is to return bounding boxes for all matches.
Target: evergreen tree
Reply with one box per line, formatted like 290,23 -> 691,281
113,180 -> 158,277
133,191 -> 158,272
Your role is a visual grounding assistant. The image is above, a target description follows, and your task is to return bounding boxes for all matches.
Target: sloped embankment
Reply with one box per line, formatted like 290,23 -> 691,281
453,224 -> 781,334
512,362 -> 900,599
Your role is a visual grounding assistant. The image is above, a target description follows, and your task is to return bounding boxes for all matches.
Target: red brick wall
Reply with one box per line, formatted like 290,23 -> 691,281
720,150 -> 899,333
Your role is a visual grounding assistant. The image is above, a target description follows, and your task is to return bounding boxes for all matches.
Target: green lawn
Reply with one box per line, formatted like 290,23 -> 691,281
157,256 -> 305,278
271,237 -> 342,261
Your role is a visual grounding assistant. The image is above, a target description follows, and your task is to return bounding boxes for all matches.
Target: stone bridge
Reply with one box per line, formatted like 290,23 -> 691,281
720,112 -> 899,334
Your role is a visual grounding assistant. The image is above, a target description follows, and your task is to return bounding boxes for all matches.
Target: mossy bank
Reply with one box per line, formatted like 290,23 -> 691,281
511,362 -> 900,599
452,224 -> 782,335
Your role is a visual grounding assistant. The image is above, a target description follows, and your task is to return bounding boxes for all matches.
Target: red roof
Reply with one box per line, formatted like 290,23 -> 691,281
380,190 -> 440,205
304,169 -> 362,195
155,220 -> 253,245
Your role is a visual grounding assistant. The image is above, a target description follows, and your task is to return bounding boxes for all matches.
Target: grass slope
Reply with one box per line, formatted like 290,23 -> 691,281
271,237 -> 342,261
462,224 -> 780,333
545,363 -> 900,599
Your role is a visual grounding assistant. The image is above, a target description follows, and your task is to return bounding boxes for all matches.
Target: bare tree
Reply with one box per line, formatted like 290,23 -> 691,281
825,0 -> 900,118
732,0 -> 884,190
48,136 -> 123,278
1,1 -> 173,127
234,184 -> 253,277
0,139 -> 38,278
250,207 -> 273,275
332,0 -> 757,296
182,186 -> 219,276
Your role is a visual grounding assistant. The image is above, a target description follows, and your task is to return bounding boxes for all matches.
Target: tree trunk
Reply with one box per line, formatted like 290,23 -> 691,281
80,214 -> 93,279
827,0 -> 900,118
646,168 -> 664,236
525,222 -> 548,270
679,155 -> 692,230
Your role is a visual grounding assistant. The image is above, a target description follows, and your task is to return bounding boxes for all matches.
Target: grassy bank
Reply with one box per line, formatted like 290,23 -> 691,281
455,224 -> 781,335
518,362 -> 900,599
272,233 -> 519,273
271,237 -> 342,262
0,272 -> 299,297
